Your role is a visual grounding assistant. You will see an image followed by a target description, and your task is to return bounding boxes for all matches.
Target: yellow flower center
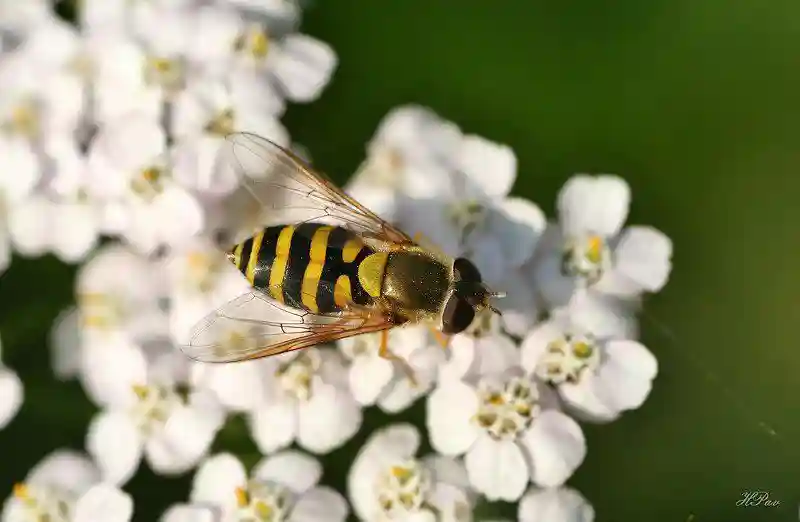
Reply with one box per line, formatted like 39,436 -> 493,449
535,333 -> 601,385
561,233 -> 611,285
276,350 -> 321,401
234,26 -> 271,60
375,459 -> 431,517
473,376 -> 539,440
233,480 -> 293,522
11,482 -> 74,522
205,108 -> 236,136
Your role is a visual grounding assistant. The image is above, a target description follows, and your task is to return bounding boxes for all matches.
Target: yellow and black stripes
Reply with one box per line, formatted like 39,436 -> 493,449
230,224 -> 376,314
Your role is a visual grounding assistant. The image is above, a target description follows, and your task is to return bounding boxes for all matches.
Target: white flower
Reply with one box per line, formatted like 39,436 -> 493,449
0,136 -> 39,274
8,141 -> 100,263
75,244 -> 168,345
86,115 -> 204,253
190,7 -> 337,106
348,424 -> 473,522
339,325 -> 443,413
170,79 -> 289,198
246,348 -> 362,455
427,369 -> 586,501
85,341 -> 224,485
518,486 -> 594,522
1,449 -> 133,522
0,333 -> 22,430
530,175 -> 673,311
0,18 -> 87,143
345,105 -> 461,222
162,451 -> 348,522
358,106 -> 546,286
521,307 -> 658,422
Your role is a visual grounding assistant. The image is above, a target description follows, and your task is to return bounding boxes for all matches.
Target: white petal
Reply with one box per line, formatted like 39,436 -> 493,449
51,203 -> 99,262
530,226 -> 577,309
427,483 -> 473,521
557,380 -> 618,423
426,380 -> 480,456
191,361 -> 270,412
557,175 -> 630,237
376,373 -> 431,414
0,367 -> 22,429
155,403 -> 221,471
0,232 -> 9,274
464,435 -> 528,501
578,340 -> 657,414
363,423 -> 421,458
249,399 -> 297,454
252,451 -> 321,494
566,292 -> 639,340
520,320 -> 565,374
297,380 -> 361,454
348,355 -> 393,406
7,196 -> 50,257
146,187 -> 204,250
160,504 -> 218,522
0,137 -> 39,202
80,338 -> 147,408
521,411 -> 586,487
27,450 -> 99,494
190,453 -> 246,508
610,226 -> 673,294
50,307 -> 81,379
518,487 -> 595,522
272,34 -> 337,102
423,455 -> 471,492
494,271 -> 540,339
74,484 -> 133,522
290,487 -> 348,522
86,411 -> 143,485
90,115 -> 165,174
493,197 -> 547,267
457,135 -> 516,199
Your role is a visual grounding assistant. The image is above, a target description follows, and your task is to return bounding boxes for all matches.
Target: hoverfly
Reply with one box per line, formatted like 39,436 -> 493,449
180,132 -> 505,367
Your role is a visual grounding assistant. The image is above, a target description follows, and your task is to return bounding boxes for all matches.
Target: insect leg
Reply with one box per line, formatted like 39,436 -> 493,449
428,325 -> 450,349
377,328 -> 419,388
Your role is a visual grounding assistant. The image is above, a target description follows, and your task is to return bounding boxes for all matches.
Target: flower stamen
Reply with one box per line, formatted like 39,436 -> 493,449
233,480 -> 293,522
561,234 -> 611,285
535,333 -> 601,385
276,350 -> 321,401
472,376 -> 540,440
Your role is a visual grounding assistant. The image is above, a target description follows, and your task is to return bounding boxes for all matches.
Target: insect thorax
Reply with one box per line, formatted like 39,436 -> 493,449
381,249 -> 451,319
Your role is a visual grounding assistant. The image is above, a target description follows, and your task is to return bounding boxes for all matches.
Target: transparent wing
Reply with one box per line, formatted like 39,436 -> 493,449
218,131 -> 414,245
180,287 -> 395,363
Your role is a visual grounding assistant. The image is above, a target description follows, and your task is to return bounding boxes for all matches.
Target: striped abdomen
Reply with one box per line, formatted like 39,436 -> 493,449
229,223 -> 383,314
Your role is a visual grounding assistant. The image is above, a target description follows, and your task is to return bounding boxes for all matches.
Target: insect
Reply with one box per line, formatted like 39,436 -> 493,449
180,132 -> 505,368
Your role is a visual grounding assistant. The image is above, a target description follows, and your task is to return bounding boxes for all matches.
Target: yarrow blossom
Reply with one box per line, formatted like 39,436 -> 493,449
427,369 -> 586,501
163,451 -> 348,522
1,450 -> 133,522
348,424 -> 473,521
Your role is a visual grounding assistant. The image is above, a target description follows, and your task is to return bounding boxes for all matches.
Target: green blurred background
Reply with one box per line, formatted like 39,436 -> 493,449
2,0 -> 799,520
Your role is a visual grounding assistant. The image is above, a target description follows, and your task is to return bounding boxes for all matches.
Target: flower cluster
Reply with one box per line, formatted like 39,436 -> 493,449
0,1 -> 672,521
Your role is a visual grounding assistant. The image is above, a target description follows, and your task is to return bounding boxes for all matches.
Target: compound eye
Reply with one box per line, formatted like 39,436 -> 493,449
453,257 -> 482,283
441,294 -> 476,334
